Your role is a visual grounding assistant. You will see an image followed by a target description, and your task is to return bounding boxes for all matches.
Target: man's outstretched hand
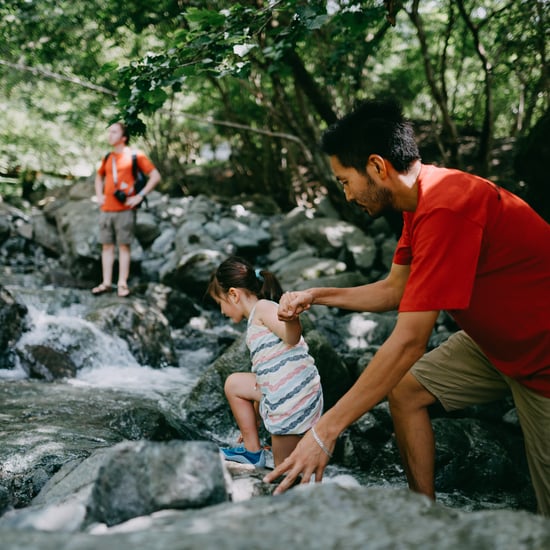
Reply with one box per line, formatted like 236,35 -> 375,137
263,428 -> 332,494
277,290 -> 314,321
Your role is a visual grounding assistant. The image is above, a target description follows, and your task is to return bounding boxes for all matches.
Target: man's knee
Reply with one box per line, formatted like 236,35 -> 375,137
388,372 -> 435,413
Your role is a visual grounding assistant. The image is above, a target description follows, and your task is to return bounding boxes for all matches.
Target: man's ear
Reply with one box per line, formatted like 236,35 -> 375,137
369,155 -> 387,177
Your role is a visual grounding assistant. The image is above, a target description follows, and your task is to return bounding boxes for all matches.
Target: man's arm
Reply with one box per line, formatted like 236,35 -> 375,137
278,262 -> 410,320
142,168 -> 161,195
94,173 -> 105,206
127,168 -> 161,208
263,308 -> 439,493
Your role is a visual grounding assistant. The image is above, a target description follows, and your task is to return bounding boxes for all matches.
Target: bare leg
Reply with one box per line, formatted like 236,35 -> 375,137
271,434 -> 302,467
388,371 -> 438,499
224,372 -> 262,452
101,244 -> 115,287
117,244 -> 131,287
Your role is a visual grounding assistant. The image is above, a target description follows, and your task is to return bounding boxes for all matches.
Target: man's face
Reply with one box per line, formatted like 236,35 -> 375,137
330,155 -> 393,217
108,123 -> 126,147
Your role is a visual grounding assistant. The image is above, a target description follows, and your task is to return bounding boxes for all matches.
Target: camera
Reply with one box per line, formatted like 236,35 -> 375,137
114,189 -> 127,203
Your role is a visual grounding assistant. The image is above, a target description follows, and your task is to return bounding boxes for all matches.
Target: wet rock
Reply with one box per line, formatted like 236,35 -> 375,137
2,484 -> 550,549
143,284 -> 200,329
16,344 -> 78,380
86,299 -> 176,367
0,381 -> 190,509
0,285 -> 28,370
86,440 -> 228,527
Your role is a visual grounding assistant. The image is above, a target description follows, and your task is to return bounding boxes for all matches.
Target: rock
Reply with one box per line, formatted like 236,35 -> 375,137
16,344 -> 78,380
0,285 -> 28,370
160,249 -> 225,300
0,213 -> 11,244
85,299 -> 176,367
144,284 -> 200,329
135,210 -> 162,247
30,211 -> 63,257
287,217 -> 377,272
299,324 -> 354,410
52,198 -> 104,280
86,440 -> 229,526
1,484 -> 550,549
180,336 -> 252,444
270,247 -> 348,289
0,381 -> 190,509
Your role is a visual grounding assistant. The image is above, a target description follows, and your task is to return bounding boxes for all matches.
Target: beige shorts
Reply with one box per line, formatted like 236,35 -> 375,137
412,330 -> 550,516
99,210 -> 135,245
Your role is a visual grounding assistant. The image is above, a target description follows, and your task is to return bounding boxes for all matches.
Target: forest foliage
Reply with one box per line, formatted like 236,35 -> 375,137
0,0 -> 548,216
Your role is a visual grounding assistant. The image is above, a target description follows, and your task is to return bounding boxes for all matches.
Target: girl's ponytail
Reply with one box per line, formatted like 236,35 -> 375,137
208,256 -> 284,302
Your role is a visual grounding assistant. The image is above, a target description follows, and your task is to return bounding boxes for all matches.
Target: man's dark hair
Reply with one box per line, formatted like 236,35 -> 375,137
115,121 -> 131,145
321,98 -> 420,173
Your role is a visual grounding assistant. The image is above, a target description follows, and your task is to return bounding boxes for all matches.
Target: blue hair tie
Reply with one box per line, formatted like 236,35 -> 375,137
255,268 -> 264,282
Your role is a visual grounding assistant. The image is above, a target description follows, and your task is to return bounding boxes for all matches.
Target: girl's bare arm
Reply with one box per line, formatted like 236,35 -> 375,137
255,300 -> 302,346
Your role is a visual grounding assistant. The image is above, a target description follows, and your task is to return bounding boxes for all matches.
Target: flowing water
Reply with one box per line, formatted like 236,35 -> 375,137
1,290 -> 209,413
1,287 -> 535,516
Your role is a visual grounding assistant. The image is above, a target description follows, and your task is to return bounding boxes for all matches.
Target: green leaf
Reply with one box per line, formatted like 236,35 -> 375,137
99,61 -> 118,75
185,7 -> 226,29
145,87 -> 168,106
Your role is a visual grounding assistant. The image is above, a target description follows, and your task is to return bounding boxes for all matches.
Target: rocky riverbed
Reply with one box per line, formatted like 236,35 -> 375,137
0,183 -> 548,548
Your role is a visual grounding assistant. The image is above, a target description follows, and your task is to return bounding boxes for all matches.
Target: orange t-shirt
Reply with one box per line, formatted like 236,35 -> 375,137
97,147 -> 155,212
394,164 -> 550,397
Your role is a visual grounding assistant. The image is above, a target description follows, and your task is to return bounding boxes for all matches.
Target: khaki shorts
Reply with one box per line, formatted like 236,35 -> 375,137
99,210 -> 136,245
412,330 -> 550,516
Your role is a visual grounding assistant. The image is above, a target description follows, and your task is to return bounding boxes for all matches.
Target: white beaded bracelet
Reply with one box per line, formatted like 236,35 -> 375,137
311,426 -> 333,458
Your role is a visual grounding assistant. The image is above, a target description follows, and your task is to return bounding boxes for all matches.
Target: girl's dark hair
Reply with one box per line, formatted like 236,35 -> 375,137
207,256 -> 283,303
321,98 -> 420,173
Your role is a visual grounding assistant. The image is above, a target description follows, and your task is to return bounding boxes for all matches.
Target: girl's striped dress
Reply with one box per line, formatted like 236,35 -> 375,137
246,301 -> 323,435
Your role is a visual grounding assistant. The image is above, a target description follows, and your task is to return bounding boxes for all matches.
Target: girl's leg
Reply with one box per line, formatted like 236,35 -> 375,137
225,372 -> 262,452
271,434 -> 302,467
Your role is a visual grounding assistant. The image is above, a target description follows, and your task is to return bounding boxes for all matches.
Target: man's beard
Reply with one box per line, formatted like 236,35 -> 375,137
363,172 -> 393,218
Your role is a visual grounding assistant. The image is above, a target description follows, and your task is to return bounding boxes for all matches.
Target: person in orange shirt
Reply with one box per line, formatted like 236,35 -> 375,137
92,122 -> 161,297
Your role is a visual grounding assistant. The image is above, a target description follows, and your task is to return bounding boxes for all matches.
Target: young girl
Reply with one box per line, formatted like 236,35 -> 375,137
207,256 -> 324,468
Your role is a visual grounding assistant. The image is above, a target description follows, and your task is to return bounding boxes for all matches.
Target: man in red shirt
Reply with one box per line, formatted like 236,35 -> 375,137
264,99 -> 550,516
92,122 -> 161,297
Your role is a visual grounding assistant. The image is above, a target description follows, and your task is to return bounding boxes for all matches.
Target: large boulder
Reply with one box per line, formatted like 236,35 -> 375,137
0,381 -> 189,509
2,483 -> 550,549
86,440 -> 229,527
86,299 -> 176,368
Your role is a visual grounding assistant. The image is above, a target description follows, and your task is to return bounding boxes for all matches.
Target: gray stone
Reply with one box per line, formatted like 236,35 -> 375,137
87,440 -> 229,526
1,484 -> 550,549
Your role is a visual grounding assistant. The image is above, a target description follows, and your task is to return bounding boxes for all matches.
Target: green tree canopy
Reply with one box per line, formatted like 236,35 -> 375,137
1,0 -> 548,213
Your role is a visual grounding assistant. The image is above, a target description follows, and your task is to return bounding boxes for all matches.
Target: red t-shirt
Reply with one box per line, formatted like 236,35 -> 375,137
394,164 -> 550,397
97,147 -> 155,212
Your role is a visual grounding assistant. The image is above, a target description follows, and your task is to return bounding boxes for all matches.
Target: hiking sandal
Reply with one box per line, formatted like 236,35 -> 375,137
91,283 -> 112,295
117,284 -> 130,297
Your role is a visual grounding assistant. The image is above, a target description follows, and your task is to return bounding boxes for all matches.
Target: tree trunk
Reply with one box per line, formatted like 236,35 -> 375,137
456,0 -> 493,177
408,0 -> 460,167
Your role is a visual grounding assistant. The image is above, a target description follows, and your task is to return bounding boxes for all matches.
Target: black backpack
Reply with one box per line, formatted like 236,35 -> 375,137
131,152 -> 148,208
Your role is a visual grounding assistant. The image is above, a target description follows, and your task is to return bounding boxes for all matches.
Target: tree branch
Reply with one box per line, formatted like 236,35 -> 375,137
0,59 -> 116,96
